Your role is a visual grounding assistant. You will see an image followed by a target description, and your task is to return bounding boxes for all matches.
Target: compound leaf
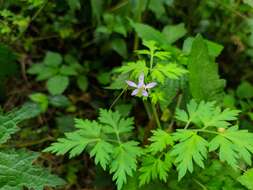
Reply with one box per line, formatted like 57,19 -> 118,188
170,130 -> 208,180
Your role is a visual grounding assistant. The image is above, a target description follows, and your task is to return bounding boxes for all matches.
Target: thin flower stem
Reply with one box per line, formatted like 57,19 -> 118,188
193,179 -> 208,190
169,93 -> 182,128
109,86 -> 128,109
150,51 -> 154,70
184,120 -> 191,129
143,101 -> 152,120
151,103 -> 161,128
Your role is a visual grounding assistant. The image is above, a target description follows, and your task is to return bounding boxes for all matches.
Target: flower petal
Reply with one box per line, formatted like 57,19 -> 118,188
131,89 -> 139,96
138,73 -> 145,88
145,82 -> 157,89
142,90 -> 148,97
126,80 -> 137,87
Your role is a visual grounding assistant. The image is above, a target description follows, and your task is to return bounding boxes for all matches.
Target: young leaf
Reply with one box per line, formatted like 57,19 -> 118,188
151,63 -> 188,84
116,60 -> 149,79
170,130 -> 208,180
0,149 -> 65,190
148,129 -> 173,154
188,35 -> 225,102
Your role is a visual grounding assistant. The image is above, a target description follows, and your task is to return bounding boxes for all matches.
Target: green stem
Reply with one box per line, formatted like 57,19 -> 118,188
184,120 -> 191,129
190,129 -> 220,135
151,103 -> 161,128
150,51 -> 154,70
169,93 -> 182,128
110,86 -> 128,109
193,179 -> 208,190
143,101 -> 152,120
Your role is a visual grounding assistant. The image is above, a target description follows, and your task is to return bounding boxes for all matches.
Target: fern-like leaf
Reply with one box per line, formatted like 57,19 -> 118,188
170,130 -> 208,180
116,60 -> 149,79
151,63 -> 187,84
176,99 -> 240,128
139,153 -> 171,186
45,109 -> 142,190
209,126 -> 253,168
110,141 -> 142,190
148,129 -> 173,154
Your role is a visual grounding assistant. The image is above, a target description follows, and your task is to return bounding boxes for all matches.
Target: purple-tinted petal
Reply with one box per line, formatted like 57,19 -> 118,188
142,90 -> 148,97
145,82 -> 157,89
131,89 -> 139,96
126,80 -> 137,87
138,73 -> 145,88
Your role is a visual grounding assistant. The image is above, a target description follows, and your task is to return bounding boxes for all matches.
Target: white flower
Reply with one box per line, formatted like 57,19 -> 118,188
126,73 -> 157,97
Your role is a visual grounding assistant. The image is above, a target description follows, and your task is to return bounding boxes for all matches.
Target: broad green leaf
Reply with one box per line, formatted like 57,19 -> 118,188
131,22 -> 168,46
0,44 -> 17,78
66,0 -> 80,10
183,37 -> 224,58
188,35 -> 225,102
91,0 -> 104,23
111,38 -> 127,58
236,81 -> 253,99
29,93 -> 48,112
243,0 -> 253,7
48,95 -> 70,108
36,67 -> 58,81
59,65 -> 77,76
77,75 -> 88,91
27,64 -> 45,75
46,75 -> 69,95
0,149 -> 65,190
170,130 -> 208,180
162,23 -> 187,44
97,71 -> 111,85
43,51 -> 62,67
148,0 -> 169,18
